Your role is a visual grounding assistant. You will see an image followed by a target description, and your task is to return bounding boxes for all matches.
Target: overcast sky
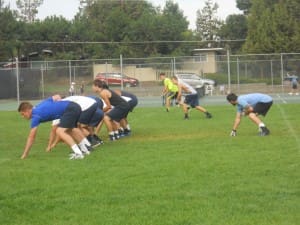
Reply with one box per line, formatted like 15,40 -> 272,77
7,0 -> 242,29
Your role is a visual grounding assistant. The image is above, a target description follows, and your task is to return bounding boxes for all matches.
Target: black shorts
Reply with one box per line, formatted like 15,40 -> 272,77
59,102 -> 81,128
184,94 -> 199,108
253,101 -> 273,116
78,102 -> 98,125
107,106 -> 129,122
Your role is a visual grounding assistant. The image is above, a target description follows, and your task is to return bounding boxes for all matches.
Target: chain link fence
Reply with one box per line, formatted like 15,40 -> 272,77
0,53 -> 299,105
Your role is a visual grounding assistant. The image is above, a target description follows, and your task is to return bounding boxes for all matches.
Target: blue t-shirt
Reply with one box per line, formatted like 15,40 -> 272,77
31,97 -> 70,128
237,93 -> 272,113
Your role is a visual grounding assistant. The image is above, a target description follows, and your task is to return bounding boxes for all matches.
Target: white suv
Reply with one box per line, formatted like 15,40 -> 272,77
175,73 -> 216,96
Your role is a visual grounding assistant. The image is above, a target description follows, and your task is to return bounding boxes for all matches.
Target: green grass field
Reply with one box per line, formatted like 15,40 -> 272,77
0,104 -> 299,225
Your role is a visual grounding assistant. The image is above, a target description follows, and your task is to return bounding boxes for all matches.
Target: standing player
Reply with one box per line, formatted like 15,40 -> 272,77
226,93 -> 273,136
172,76 -> 212,119
18,96 -> 90,159
159,73 -> 178,112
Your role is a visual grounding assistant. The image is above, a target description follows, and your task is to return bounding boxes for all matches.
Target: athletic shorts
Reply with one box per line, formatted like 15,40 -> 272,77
253,101 -> 273,116
59,102 -> 81,128
78,102 -> 98,125
292,84 -> 298,89
89,108 -> 104,127
106,106 -> 129,122
184,94 -> 199,108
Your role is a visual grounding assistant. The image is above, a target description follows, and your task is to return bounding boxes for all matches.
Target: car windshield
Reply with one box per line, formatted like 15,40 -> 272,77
178,74 -> 200,79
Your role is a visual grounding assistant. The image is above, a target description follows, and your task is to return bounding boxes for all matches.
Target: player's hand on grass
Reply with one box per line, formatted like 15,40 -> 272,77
230,129 -> 237,136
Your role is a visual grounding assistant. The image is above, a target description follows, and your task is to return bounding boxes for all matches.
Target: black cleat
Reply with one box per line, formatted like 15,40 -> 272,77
259,127 -> 270,136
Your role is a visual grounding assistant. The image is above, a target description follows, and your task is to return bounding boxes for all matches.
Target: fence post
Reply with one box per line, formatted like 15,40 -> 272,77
237,57 -> 240,94
41,65 -> 45,99
16,57 -> 20,105
120,54 -> 123,90
280,53 -> 284,94
227,49 -> 231,93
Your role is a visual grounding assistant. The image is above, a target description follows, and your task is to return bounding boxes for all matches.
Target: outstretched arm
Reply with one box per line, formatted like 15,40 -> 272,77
46,125 -> 60,152
21,127 -> 38,159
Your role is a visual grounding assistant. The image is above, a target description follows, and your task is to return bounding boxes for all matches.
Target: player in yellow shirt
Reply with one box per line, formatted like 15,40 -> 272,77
160,73 -> 178,112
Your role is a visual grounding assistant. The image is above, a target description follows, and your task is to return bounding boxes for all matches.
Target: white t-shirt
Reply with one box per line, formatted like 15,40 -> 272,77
64,96 -> 96,111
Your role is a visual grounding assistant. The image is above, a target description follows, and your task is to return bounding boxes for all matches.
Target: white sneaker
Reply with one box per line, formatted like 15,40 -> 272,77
69,153 -> 84,160
81,149 -> 90,155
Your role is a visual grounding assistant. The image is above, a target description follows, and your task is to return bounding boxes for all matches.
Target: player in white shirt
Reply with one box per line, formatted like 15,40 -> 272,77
172,76 -> 212,120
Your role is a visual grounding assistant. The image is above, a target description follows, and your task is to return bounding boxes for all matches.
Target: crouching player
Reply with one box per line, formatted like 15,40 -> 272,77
18,96 -> 89,160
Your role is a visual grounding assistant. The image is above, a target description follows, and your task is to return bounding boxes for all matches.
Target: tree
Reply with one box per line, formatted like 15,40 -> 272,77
219,14 -> 247,53
243,0 -> 300,53
236,0 -> 251,14
195,0 -> 223,46
155,0 -> 189,55
16,0 -> 44,22
0,7 -> 25,60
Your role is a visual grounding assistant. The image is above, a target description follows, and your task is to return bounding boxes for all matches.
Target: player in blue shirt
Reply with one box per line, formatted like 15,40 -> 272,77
18,96 -> 89,159
226,93 -> 273,136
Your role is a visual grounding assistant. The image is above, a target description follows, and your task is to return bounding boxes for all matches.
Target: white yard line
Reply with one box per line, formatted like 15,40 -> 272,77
275,103 -> 300,150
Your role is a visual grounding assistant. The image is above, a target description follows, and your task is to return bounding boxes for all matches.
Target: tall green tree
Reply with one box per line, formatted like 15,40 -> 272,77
243,0 -> 300,53
219,14 -> 247,53
0,7 -> 25,60
195,0 -> 223,45
236,0 -> 251,14
155,0 -> 189,55
16,0 -> 44,22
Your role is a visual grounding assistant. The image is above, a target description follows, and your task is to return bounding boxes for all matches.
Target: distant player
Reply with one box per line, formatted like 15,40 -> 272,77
226,93 -> 273,136
172,76 -> 212,119
159,73 -> 178,112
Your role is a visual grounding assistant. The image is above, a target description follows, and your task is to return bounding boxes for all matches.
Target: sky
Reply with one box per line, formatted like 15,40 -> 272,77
7,0 -> 242,29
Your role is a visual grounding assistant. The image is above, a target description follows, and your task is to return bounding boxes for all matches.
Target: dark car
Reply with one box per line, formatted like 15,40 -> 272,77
95,72 -> 139,87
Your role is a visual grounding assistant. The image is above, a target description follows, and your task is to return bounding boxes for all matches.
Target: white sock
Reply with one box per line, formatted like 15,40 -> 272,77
259,123 -> 265,127
79,140 -> 88,152
82,138 -> 91,147
126,124 -> 131,130
71,144 -> 83,155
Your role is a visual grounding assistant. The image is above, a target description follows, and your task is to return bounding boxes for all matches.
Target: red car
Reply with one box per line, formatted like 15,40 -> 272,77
95,72 -> 139,87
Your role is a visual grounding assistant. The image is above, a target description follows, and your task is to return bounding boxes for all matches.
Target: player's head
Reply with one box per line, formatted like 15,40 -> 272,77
226,93 -> 238,105
18,102 -> 33,119
93,79 -> 109,90
171,76 -> 178,84
159,73 -> 166,80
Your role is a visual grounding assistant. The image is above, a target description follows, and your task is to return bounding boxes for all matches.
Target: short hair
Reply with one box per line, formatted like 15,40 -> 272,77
18,102 -> 33,112
172,76 -> 178,81
226,93 -> 238,102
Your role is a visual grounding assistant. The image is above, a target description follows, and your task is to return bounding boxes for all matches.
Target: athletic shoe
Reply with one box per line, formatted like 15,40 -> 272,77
69,153 -> 84,160
259,126 -> 270,136
184,114 -> 189,120
85,144 -> 93,152
80,145 -> 92,155
118,129 -> 125,137
205,112 -> 212,119
114,133 -> 120,140
90,136 -> 102,148
109,134 -> 116,141
93,135 -> 104,144
123,129 -> 131,136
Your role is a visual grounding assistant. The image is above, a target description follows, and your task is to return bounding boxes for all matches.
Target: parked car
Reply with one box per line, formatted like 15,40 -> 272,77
95,72 -> 139,87
175,72 -> 216,97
